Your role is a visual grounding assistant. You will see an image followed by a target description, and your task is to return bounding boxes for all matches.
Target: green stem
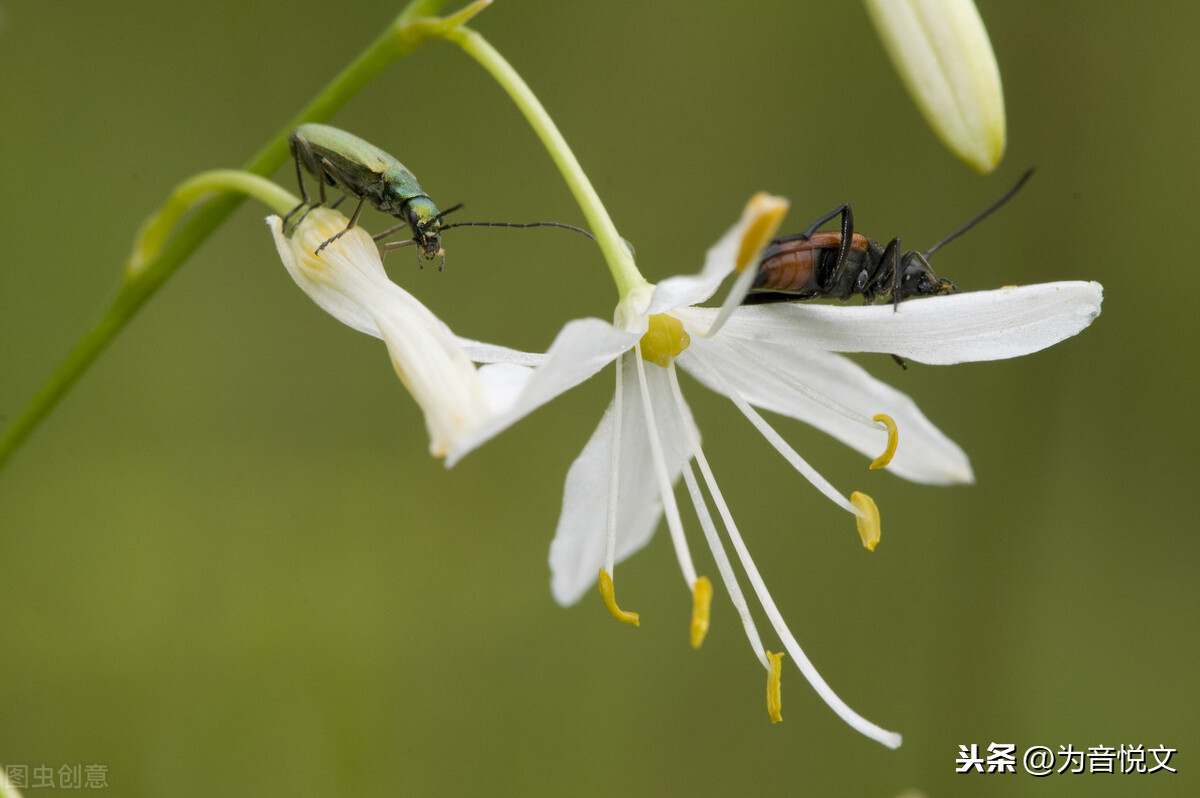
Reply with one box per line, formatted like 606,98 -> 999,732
0,0 -> 452,472
439,26 -> 648,299
129,171 -> 299,277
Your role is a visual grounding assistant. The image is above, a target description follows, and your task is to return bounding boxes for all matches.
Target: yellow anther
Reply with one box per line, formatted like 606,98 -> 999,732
598,569 -> 640,626
850,491 -> 882,552
690,576 -> 713,649
766,650 -> 785,723
639,314 -> 690,367
735,193 -> 790,273
869,413 -> 898,470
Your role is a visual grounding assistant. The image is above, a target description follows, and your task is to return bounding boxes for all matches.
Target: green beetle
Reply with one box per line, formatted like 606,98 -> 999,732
285,123 -> 449,263
285,124 -> 594,267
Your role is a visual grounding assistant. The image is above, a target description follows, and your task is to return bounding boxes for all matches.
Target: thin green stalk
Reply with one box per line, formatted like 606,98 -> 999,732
438,25 -> 648,299
0,0 -> 452,471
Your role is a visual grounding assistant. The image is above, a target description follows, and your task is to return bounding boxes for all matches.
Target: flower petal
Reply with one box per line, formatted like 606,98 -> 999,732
270,211 -> 487,457
271,212 -> 384,338
455,337 -> 545,367
676,323 -> 973,484
445,318 -> 639,466
709,282 -> 1103,365
549,353 -> 699,605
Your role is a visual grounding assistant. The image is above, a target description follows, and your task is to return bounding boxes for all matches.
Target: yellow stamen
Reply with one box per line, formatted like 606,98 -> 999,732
639,314 -> 690,367
690,576 -> 713,649
735,193 -> 790,273
598,569 -> 640,626
869,413 -> 898,470
766,650 -> 785,723
850,491 -> 882,552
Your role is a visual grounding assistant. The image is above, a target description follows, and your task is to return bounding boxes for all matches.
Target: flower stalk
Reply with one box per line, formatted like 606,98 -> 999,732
438,24 -> 645,298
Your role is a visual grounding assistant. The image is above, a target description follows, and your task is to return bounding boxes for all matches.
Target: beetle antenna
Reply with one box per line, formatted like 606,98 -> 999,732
428,203 -> 465,226
924,168 -> 1034,258
441,220 -> 595,240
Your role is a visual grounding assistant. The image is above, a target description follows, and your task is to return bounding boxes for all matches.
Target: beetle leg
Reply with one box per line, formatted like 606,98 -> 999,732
780,204 -> 855,279
314,195 -> 368,256
283,136 -> 315,233
831,205 -> 854,280
867,237 -> 902,311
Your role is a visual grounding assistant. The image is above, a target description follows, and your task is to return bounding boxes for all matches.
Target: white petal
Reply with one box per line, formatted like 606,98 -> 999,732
270,212 -> 383,338
677,329 -> 973,484
445,318 -> 639,466
549,353 -> 699,605
455,336 -> 545,367
710,282 -> 1103,365
270,212 -> 488,457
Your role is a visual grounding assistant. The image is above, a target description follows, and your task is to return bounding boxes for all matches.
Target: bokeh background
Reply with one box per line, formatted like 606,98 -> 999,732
1,2 -> 1195,796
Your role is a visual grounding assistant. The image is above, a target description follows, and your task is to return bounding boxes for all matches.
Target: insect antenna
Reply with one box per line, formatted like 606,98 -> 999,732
428,202 -> 465,227
441,220 -> 595,240
924,168 -> 1034,258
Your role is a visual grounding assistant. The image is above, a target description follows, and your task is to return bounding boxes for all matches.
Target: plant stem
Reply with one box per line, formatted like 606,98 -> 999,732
440,26 -> 648,299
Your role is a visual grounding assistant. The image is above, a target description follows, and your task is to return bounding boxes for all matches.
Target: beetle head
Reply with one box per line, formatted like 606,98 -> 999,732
898,254 -> 958,300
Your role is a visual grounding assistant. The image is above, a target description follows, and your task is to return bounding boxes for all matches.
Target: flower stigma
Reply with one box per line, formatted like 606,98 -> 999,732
766,650 -> 785,723
870,413 -> 899,469
598,568 -> 640,626
640,314 -> 690,367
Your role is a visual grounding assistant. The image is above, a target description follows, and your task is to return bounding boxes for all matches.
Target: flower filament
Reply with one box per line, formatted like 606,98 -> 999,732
599,312 -> 900,747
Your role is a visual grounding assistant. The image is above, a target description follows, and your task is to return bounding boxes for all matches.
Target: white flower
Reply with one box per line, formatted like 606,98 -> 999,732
865,0 -> 1007,173
448,194 -> 1103,747
269,208 -> 489,458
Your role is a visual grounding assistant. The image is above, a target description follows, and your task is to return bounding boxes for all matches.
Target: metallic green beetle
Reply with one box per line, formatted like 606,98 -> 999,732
285,123 -> 449,263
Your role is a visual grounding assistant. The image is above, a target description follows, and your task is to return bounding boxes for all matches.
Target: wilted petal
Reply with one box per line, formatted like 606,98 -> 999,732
709,282 -> 1103,365
271,211 -> 385,337
865,0 -> 1006,173
270,211 -> 487,457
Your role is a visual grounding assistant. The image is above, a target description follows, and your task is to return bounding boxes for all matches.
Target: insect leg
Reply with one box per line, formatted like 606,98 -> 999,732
283,137 -> 316,233
866,237 -> 902,310
778,205 -> 855,280
314,194 -> 368,256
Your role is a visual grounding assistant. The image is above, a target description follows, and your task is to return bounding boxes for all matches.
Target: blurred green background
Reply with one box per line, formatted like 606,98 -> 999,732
1,2 -> 1195,795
